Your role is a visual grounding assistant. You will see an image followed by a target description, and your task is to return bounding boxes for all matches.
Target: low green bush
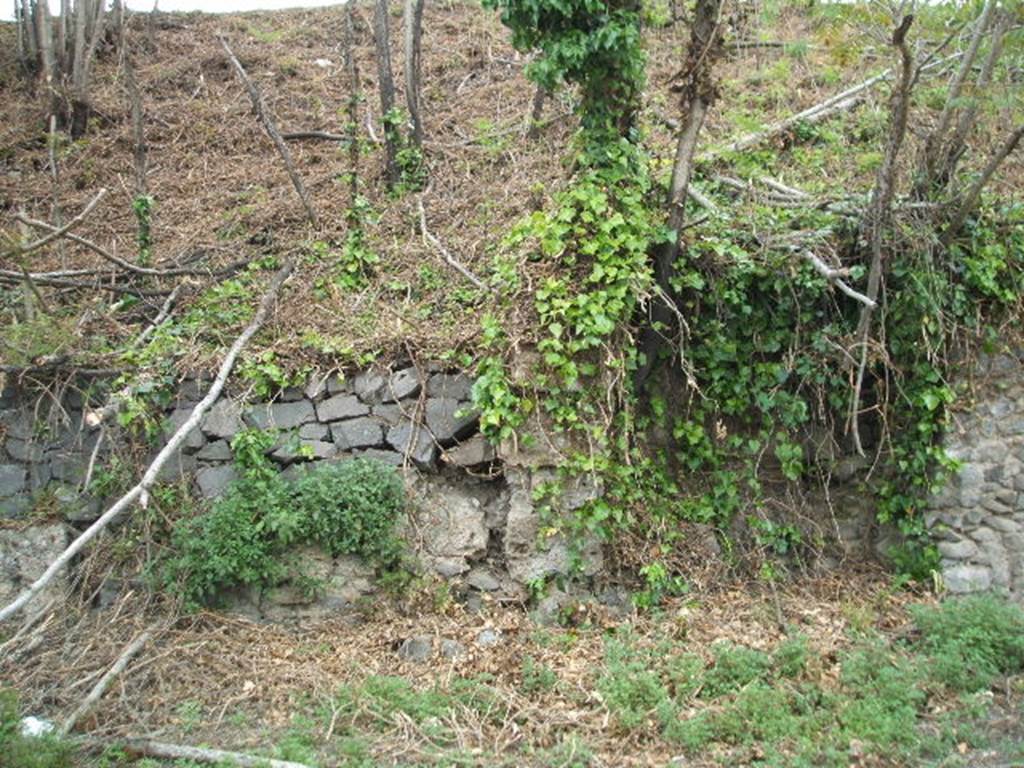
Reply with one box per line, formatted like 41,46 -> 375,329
163,445 -> 406,608
910,594 -> 1024,693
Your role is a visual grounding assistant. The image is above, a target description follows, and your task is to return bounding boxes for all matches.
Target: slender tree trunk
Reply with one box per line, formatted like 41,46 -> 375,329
343,1 -> 361,215
124,52 -> 148,197
70,0 -> 88,135
525,83 -> 545,138
34,0 -> 56,91
940,11 -> 1009,185
848,15 -> 915,455
70,0 -> 106,138
403,0 -> 424,147
637,0 -> 722,389
660,0 -> 723,292
917,0 -> 996,195
57,0 -> 70,73
373,0 -> 399,187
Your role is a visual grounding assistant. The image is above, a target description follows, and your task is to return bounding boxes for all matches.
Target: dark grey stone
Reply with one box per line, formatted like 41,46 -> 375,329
299,423 -> 329,441
443,436 -> 496,467
201,400 -> 244,439
317,394 -> 369,422
0,496 -> 31,519
304,373 -> 330,400
326,373 -> 350,396
383,368 -> 421,402
330,419 -> 384,451
426,373 -> 474,401
938,538 -> 977,560
156,451 -> 198,483
0,464 -> 27,498
195,465 -> 238,499
356,448 -> 404,467
475,628 -> 502,647
0,409 -> 32,439
398,635 -> 433,662
425,398 -> 478,444
440,639 -> 466,660
247,400 -> 316,430
166,408 -> 206,451
50,455 -> 86,485
5,438 -> 44,463
28,462 -> 52,491
196,440 -> 234,462
278,387 -> 305,402
354,371 -> 387,403
386,423 -> 436,468
179,378 -> 213,402
371,404 -> 406,426
466,567 -> 501,591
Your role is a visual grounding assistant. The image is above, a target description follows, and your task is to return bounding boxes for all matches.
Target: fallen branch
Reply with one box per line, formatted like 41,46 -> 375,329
60,626 -> 156,736
282,130 -> 347,141
0,262 -> 294,623
131,283 -> 186,349
802,251 -> 876,308
417,197 -> 489,292
219,36 -> 318,227
122,739 -> 311,768
7,188 -> 107,258
0,271 -> 167,297
700,53 -> 958,163
14,213 -> 218,278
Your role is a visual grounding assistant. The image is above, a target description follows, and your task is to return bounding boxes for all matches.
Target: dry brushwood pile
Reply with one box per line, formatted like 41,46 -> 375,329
2,0 -> 1024,766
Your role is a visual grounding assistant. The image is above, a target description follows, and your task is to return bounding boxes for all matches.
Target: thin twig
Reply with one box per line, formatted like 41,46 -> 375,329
417,197 -> 489,292
60,626 -> 157,735
219,36 -> 318,227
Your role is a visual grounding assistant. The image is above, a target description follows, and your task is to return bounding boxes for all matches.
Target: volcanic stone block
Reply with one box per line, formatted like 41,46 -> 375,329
0,464 -> 27,498
425,398 -> 478,444
196,440 -> 234,462
196,465 -> 238,499
383,368 -> 421,402
330,418 -> 384,451
201,399 -> 245,442
247,400 -> 316,430
166,408 -> 206,451
386,423 -> 436,468
426,372 -> 474,401
316,394 -> 369,423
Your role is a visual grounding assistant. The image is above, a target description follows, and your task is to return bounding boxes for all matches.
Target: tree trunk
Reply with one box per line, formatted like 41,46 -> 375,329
848,15 -> 915,455
940,10 -> 1009,186
70,0 -> 88,136
343,1 -> 361,215
374,0 -> 399,186
917,0 -> 996,195
403,0 -> 424,148
637,0 -> 722,389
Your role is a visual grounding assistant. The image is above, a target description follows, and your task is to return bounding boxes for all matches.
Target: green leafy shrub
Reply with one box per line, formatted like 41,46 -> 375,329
910,595 -> 1024,693
292,459 -> 405,562
163,445 -> 406,607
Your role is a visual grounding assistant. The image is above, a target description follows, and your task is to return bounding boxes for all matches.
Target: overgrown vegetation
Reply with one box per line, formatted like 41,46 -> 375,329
471,0 -> 1024,596
162,432 -> 406,607
593,595 -> 1024,766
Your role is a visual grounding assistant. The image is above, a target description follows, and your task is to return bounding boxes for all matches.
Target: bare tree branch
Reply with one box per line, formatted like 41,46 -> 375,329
219,36 -> 318,227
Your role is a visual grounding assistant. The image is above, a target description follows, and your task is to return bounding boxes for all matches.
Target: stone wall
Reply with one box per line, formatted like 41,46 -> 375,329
927,350 -> 1024,598
0,365 -> 602,618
